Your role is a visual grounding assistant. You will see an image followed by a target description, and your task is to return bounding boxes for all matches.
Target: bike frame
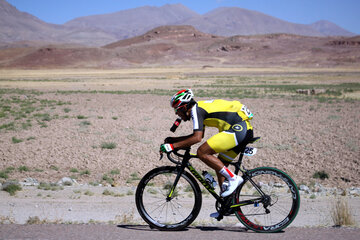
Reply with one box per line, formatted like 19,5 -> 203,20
166,148 -> 265,213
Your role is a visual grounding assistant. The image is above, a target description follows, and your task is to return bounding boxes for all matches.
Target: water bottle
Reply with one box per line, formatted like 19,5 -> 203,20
202,171 -> 217,189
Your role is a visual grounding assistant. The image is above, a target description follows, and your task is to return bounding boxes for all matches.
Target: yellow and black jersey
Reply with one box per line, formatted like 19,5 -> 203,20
191,99 -> 253,132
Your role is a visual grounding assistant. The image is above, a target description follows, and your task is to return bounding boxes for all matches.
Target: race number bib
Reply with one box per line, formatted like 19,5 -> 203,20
241,105 -> 253,120
244,147 -> 257,156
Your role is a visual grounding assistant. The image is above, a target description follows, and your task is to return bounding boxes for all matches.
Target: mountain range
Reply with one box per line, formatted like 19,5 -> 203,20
1,24 -> 359,69
0,0 -> 356,46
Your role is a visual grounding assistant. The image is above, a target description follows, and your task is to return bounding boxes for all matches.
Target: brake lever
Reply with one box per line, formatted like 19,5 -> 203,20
159,152 -> 164,160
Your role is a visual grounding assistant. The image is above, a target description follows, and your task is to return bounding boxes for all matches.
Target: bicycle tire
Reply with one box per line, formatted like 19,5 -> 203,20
234,167 -> 300,233
135,166 -> 202,230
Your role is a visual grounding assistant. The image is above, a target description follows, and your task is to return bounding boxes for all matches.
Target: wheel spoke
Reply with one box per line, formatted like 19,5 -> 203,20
169,200 -> 186,221
245,205 -> 265,216
235,167 -> 300,232
136,167 -> 201,230
269,203 -> 291,216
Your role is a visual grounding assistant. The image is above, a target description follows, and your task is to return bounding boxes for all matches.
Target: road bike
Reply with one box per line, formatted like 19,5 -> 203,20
135,137 -> 300,232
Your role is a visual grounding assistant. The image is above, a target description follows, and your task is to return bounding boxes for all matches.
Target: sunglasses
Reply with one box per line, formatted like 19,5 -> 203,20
174,105 -> 187,114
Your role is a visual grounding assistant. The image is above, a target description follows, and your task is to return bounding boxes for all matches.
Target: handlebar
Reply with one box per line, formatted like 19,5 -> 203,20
160,148 -> 197,165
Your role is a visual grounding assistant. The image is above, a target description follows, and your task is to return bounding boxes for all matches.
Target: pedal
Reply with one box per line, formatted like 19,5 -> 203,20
214,196 -> 234,221
226,207 -> 235,215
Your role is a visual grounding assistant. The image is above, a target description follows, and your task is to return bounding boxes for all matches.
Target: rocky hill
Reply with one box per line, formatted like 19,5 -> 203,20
0,25 -> 359,69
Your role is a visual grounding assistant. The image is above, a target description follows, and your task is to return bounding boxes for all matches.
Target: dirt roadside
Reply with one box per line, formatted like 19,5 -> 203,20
0,185 -> 359,227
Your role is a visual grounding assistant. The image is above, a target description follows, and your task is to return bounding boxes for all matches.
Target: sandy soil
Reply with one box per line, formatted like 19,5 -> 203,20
0,68 -> 359,228
0,92 -> 359,187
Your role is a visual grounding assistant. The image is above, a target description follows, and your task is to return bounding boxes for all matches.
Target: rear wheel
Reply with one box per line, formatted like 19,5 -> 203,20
135,166 -> 202,230
234,167 -> 300,233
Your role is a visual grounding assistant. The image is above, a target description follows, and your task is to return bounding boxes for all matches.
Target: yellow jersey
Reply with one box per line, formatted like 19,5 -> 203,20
191,99 -> 253,132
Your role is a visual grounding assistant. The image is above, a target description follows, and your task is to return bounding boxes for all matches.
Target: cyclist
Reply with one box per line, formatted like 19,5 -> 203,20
160,89 -> 254,199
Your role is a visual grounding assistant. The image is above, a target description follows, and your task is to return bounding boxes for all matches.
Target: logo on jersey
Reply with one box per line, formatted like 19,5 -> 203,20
232,124 -> 243,132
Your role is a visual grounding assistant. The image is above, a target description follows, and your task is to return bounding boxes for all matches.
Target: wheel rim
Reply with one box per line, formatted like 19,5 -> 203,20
139,170 -> 198,228
235,169 -> 299,231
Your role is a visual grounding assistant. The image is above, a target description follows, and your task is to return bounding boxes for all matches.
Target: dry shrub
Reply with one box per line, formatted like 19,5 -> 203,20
26,216 -> 62,224
115,211 -> 135,224
27,216 -> 44,224
331,197 -> 355,226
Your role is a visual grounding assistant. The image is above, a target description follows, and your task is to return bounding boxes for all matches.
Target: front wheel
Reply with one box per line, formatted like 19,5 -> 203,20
135,166 -> 202,230
234,167 -> 300,233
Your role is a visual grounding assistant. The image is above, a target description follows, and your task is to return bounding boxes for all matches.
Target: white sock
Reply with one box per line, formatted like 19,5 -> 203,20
219,166 -> 236,181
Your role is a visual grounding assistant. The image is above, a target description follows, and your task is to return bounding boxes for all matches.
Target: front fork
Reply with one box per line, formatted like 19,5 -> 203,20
166,164 -> 187,201
166,151 -> 191,201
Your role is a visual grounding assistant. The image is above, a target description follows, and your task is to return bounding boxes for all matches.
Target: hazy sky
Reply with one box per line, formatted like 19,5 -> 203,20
7,0 -> 360,34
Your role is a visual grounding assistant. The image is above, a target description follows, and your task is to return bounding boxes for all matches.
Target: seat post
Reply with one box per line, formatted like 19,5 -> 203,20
233,137 -> 260,175
233,147 -> 245,175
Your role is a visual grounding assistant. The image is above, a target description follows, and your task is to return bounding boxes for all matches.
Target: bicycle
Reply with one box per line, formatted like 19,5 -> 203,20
135,137 -> 300,232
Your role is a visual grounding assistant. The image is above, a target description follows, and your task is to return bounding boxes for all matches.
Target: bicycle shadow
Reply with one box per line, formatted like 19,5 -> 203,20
117,224 -> 250,232
194,226 -> 285,233
117,224 -> 189,232
193,226 -> 248,232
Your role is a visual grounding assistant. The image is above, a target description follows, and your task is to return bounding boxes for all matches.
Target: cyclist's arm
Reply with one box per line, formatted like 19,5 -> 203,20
166,104 -> 205,149
171,104 -> 205,149
171,130 -> 203,149
165,128 -> 205,143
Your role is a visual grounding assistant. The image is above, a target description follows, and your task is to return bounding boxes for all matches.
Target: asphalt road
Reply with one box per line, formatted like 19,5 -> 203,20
0,224 -> 359,240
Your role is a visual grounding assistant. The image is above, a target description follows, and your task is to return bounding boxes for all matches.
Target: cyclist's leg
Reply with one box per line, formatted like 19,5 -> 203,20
197,142 -> 224,171
217,129 -> 253,186
198,128 -> 242,197
217,151 -> 236,188
218,121 -> 254,163
198,121 -> 252,167
197,126 -> 242,174
198,139 -> 242,199
197,134 -> 238,189
214,122 -> 254,190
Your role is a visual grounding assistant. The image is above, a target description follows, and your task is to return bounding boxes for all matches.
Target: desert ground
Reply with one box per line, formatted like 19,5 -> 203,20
0,67 -> 359,227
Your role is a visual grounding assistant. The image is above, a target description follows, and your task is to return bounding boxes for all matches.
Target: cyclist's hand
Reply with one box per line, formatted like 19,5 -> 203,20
164,137 -> 176,144
160,143 -> 174,153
